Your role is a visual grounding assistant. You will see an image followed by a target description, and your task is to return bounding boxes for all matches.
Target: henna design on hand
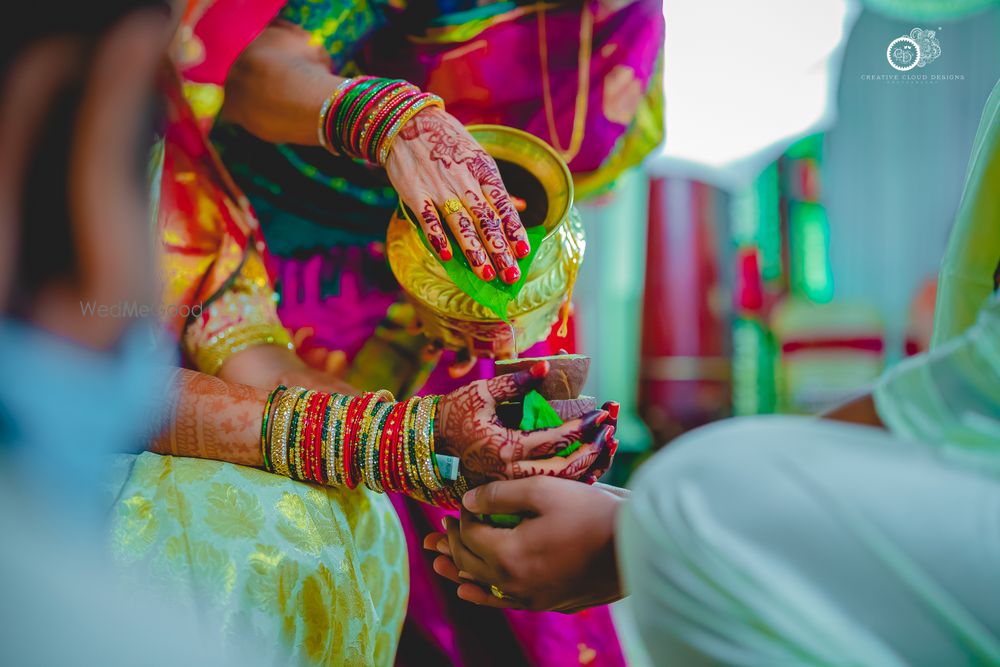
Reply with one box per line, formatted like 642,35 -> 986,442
453,212 -> 488,268
420,200 -> 451,258
396,112 -> 480,168
435,366 -> 609,485
467,153 -> 527,245
389,107 -> 529,276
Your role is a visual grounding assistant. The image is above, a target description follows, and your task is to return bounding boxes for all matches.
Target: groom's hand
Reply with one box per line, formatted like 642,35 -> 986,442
423,477 -> 626,612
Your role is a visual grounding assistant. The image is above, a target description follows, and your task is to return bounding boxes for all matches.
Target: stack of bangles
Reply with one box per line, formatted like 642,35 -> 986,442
260,386 -> 469,508
317,76 -> 444,165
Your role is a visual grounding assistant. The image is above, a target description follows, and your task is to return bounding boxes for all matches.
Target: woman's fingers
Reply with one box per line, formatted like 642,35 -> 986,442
463,189 -> 520,284
468,150 -> 530,258
512,439 -> 605,480
519,409 -> 608,458
483,360 -> 548,404
439,196 -> 495,281
416,198 -> 452,261
480,182 -> 530,259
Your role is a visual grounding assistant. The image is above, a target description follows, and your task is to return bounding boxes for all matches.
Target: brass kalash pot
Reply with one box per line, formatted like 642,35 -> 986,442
387,125 -> 585,357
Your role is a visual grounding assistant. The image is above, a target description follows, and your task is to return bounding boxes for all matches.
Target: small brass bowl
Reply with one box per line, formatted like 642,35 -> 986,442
387,125 -> 585,358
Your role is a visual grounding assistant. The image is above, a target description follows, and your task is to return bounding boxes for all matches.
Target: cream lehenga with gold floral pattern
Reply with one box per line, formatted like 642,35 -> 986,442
108,455 -> 406,665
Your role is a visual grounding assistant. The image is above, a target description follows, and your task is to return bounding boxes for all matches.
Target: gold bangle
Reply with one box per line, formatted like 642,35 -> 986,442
290,390 -> 316,481
318,78 -> 354,155
357,392 -> 388,489
193,323 -> 294,376
369,401 -> 394,493
271,387 -> 306,478
326,394 -> 350,486
378,94 -> 445,165
414,397 -> 443,491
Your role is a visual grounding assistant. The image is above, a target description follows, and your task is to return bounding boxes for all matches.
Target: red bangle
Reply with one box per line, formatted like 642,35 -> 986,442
351,81 -> 410,160
325,77 -> 373,155
311,393 -> 332,483
345,393 -> 376,489
380,402 -> 407,492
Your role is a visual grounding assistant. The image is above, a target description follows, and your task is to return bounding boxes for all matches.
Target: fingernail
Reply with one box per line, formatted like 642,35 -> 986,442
530,360 -> 549,378
501,266 -> 521,284
437,541 -> 452,556
458,571 -> 475,581
512,196 -> 527,212
440,246 -> 453,261
514,240 -> 530,258
595,411 -> 610,426
482,265 -> 496,281
608,402 -> 620,420
605,425 -> 616,439
462,489 -> 476,509
441,517 -> 449,529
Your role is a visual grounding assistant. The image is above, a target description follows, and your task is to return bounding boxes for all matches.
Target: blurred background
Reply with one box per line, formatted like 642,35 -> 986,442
573,0 -> 1000,484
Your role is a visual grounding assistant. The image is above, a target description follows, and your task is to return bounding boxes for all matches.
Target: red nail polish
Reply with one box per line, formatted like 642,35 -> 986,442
529,360 -> 549,378
514,240 -> 530,258
595,411 -> 609,426
608,402 -> 620,420
502,266 -> 521,284
440,246 -> 453,261
481,265 -> 496,281
606,425 -> 616,439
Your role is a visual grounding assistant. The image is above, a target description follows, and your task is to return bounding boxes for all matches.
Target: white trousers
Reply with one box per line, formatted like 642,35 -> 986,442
616,416 -> 1000,666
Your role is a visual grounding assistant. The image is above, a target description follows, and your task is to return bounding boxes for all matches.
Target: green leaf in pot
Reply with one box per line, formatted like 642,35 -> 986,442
479,390 -> 581,527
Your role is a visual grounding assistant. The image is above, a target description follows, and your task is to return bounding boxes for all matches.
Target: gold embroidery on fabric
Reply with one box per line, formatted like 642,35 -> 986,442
204,483 -> 264,539
276,493 -> 327,557
113,494 -> 159,564
109,455 -> 408,666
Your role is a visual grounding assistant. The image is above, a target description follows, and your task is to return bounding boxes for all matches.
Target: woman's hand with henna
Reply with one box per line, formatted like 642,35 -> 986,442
385,107 -> 530,284
435,360 -> 613,485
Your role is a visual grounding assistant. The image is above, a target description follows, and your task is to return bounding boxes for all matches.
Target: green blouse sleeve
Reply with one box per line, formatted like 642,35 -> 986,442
875,292 -> 1000,470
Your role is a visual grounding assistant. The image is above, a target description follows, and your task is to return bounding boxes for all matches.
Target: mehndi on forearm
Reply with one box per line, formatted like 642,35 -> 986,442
149,370 -> 467,507
149,368 -> 269,467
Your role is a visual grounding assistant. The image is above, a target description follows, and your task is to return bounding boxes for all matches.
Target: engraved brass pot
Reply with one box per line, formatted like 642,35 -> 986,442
387,125 -> 585,358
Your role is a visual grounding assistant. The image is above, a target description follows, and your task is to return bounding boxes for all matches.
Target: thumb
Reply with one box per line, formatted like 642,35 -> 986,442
462,478 -> 550,514
485,360 -> 549,403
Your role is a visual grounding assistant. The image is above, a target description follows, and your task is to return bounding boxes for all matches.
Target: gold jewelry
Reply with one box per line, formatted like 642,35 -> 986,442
441,198 -> 464,215
327,394 -> 350,486
270,387 -> 306,478
538,3 -> 593,163
490,585 -> 508,600
414,397 -> 443,491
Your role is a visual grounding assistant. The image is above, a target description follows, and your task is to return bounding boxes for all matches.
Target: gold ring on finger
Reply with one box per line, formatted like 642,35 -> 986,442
442,198 -> 464,215
490,584 -> 508,600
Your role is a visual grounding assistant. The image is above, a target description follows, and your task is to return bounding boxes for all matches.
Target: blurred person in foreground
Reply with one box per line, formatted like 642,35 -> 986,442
427,79 -> 1000,665
0,2 -> 253,664
0,3 -> 617,667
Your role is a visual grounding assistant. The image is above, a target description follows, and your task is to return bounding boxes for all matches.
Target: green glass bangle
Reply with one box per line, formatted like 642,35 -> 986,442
260,384 -> 287,473
366,89 -> 421,163
286,389 -> 310,481
340,79 -> 396,158
330,78 -> 378,155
